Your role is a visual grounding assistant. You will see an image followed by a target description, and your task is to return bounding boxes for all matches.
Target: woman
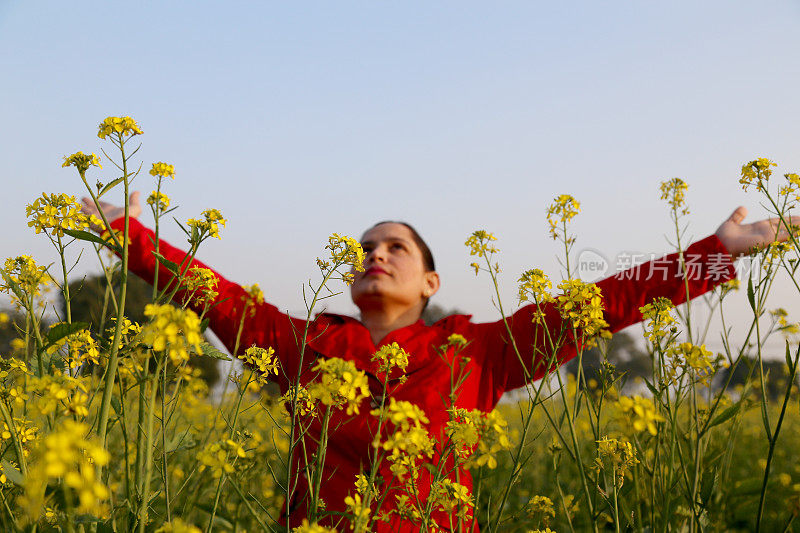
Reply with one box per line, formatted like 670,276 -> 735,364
82,193 -> 793,532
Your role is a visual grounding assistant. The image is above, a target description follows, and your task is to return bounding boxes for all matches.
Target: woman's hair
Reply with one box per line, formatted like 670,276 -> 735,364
368,221 -> 436,311
369,221 -> 435,272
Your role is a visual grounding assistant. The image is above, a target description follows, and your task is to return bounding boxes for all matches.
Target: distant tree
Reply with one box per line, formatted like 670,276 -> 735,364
421,304 -> 465,326
715,355 -> 793,401
61,272 -> 220,387
564,330 -> 651,390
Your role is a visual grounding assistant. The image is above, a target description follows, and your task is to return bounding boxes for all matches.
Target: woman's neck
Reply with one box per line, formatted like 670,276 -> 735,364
360,305 -> 423,346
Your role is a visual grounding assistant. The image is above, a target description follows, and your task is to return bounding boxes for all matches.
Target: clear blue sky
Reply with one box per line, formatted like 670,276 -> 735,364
2,1 -> 799,352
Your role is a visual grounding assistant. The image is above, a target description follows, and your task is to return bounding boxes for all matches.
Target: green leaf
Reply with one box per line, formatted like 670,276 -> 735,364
111,396 -> 122,416
0,269 -> 25,303
643,378 -> 659,397
152,252 -> 180,275
1,459 -> 24,486
98,176 -> 125,198
747,276 -> 756,312
786,341 -> 793,371
45,321 -> 90,348
200,318 -> 210,334
707,402 -> 742,431
700,471 -> 716,506
62,229 -> 121,254
195,342 -> 230,361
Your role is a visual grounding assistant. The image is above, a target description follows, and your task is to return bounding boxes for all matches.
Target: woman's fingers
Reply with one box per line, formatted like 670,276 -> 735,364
728,206 -> 748,225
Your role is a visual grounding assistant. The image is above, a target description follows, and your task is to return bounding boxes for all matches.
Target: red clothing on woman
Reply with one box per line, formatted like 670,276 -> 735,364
112,218 -> 735,531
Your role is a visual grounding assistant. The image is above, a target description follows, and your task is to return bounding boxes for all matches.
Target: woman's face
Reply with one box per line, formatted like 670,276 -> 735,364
350,222 -> 439,314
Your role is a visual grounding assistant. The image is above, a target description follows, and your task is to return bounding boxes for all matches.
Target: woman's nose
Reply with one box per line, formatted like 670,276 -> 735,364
366,244 -> 387,264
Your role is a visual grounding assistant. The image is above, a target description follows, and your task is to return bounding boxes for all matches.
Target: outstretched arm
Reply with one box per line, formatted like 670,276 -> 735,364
80,193 -> 307,381
474,206 -> 799,395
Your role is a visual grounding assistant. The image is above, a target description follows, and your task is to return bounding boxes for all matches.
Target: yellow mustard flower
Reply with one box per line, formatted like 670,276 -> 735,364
309,357 -> 370,415
97,116 -> 143,139
141,303 -> 203,365
617,395 -> 665,436
740,157 -> 776,192
546,194 -> 581,240
659,178 -> 689,215
150,161 -> 175,179
238,346 -> 280,385
465,230 -> 499,259
372,342 -> 410,380
291,519 -> 337,533
187,208 -> 227,240
147,190 -> 171,211
26,193 -> 99,239
62,151 -> 102,174
155,518 -> 203,533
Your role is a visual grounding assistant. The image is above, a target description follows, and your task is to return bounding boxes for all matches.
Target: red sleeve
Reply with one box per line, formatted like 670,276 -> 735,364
110,217 -> 306,381
468,234 -> 736,395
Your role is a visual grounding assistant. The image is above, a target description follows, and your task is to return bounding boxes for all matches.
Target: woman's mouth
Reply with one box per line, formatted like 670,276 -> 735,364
364,266 -> 388,276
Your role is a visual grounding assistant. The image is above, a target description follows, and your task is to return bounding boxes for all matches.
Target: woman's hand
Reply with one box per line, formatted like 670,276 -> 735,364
715,206 -> 800,259
80,191 -> 141,232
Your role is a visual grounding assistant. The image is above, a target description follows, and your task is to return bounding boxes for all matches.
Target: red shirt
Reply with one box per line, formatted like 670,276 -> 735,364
113,218 -> 735,531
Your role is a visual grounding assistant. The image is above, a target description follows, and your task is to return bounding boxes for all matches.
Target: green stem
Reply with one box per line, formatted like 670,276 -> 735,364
97,135 -> 131,468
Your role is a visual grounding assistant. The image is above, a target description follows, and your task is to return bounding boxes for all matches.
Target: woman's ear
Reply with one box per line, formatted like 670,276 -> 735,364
423,271 -> 440,298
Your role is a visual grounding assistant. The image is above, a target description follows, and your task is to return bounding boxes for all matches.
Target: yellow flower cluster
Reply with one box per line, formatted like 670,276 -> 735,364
771,308 -> 800,335
26,192 -> 99,238
740,157 -> 776,192
659,178 -> 689,215
526,495 -> 556,519
344,492 -> 371,531
325,233 -> 366,284
639,297 -> 677,344
1,255 -> 50,300
617,395 -> 665,436
292,520 -> 337,533
665,342 -> 720,386
187,208 -> 227,240
445,408 -> 513,469
150,162 -> 175,179
243,283 -> 265,305
779,172 -> 800,202
45,326 -> 100,369
465,230 -> 498,261
595,436 -> 639,487
447,333 -> 468,348
62,151 -> 102,174
155,518 -> 203,533
141,304 -> 203,365
196,438 -> 251,479
371,342 -> 410,382
28,375 -> 91,418
0,417 -> 37,456
183,266 -> 219,304
238,346 -> 280,386
546,194 -> 581,240
430,478 -> 473,519
309,357 -> 370,415
518,269 -> 554,317
23,420 -> 110,518
97,116 -> 143,139
555,279 -> 609,337
371,399 -> 434,480
280,385 -> 317,417
763,240 -> 795,266
147,190 -> 171,211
